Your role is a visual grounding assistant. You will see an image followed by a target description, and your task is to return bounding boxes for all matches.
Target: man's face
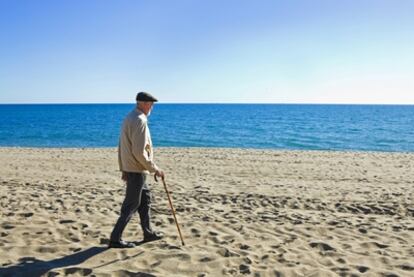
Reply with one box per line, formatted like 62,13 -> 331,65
145,102 -> 154,116
138,101 -> 155,116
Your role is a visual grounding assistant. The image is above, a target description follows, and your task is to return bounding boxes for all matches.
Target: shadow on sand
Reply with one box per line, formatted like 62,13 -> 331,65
0,246 -> 156,276
0,246 -> 107,277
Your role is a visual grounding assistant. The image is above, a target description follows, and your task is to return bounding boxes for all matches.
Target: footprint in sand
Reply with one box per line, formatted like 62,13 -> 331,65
337,258 -> 347,264
356,265 -> 370,273
2,224 -> 15,230
239,244 -> 250,250
19,212 -> 34,218
70,237 -> 80,243
309,241 -> 336,252
191,228 -> 201,238
239,264 -> 251,274
397,263 -> 414,271
64,267 -> 93,276
59,219 -> 76,224
358,228 -> 368,234
261,254 -> 269,261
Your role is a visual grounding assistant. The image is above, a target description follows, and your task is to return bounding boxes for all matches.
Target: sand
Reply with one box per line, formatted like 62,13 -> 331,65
0,147 -> 413,276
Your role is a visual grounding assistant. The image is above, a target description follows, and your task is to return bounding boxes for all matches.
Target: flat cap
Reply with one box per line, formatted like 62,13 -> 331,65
136,91 -> 158,102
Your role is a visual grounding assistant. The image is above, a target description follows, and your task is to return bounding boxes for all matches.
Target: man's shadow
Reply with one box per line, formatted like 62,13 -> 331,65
0,246 -> 107,277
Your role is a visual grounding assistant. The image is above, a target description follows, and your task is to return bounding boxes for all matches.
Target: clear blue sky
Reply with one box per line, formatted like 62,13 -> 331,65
0,0 -> 413,104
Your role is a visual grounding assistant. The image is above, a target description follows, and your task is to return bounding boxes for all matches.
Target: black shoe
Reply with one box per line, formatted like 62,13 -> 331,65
108,240 -> 135,248
143,232 -> 164,242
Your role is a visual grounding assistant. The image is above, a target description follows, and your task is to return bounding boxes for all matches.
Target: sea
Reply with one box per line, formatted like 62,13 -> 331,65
0,104 -> 413,152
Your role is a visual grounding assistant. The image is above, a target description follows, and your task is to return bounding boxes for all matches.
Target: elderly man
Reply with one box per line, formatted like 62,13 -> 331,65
109,92 -> 165,248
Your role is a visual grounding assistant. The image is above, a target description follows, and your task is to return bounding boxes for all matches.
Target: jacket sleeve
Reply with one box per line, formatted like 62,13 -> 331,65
130,120 -> 159,173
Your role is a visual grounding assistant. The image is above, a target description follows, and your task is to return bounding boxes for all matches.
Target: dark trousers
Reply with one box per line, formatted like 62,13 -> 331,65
110,172 -> 154,242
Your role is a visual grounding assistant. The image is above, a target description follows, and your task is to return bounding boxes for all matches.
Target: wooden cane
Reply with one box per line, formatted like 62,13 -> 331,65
155,175 -> 185,246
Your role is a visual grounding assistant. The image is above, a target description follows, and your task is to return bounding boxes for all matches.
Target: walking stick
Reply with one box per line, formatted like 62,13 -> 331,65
155,175 -> 185,246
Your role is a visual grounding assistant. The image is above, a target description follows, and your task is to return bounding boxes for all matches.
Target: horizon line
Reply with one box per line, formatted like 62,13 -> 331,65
0,102 -> 413,106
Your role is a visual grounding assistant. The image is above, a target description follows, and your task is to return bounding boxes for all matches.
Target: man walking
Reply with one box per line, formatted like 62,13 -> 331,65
109,92 -> 165,248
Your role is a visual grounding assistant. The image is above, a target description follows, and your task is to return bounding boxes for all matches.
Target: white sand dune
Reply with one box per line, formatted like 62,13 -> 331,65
0,147 -> 413,276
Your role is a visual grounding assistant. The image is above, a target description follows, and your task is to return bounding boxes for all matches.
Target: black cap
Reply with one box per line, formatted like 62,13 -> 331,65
136,91 -> 158,102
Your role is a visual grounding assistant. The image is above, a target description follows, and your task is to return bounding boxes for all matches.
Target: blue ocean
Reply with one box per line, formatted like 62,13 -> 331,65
0,104 -> 413,152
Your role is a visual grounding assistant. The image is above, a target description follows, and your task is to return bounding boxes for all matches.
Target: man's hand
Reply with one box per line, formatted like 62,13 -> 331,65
154,169 -> 165,182
121,171 -> 128,182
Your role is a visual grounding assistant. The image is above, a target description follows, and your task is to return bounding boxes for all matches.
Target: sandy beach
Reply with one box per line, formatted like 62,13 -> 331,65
0,147 -> 413,276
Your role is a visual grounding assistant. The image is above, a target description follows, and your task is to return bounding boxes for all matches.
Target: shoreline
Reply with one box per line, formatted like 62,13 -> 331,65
1,145 -> 414,155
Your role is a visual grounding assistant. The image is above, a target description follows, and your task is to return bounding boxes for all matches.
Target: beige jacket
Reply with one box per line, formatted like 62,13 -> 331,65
118,108 -> 159,173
